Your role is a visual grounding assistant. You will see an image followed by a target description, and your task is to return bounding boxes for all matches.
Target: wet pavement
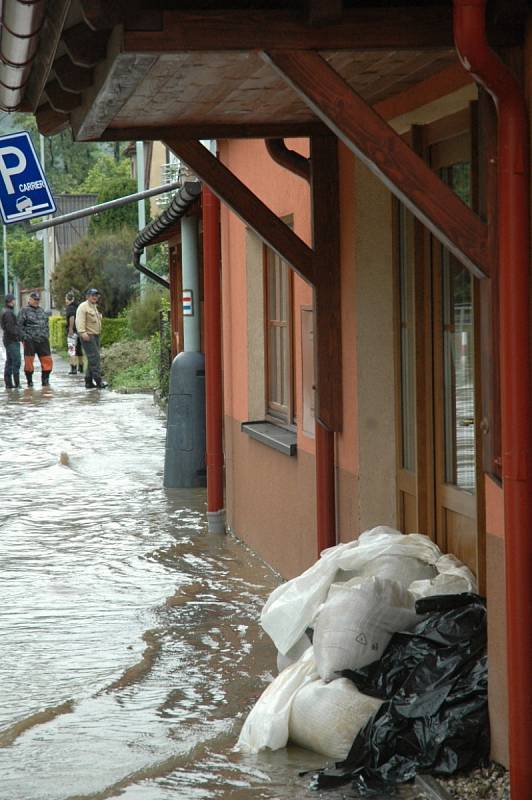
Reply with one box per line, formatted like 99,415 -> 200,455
0,354 -> 429,800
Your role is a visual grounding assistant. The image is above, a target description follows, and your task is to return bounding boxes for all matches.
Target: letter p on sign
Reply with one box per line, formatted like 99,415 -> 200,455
0,146 -> 27,195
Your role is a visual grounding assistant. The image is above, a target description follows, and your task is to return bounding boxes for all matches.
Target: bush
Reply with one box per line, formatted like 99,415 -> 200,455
101,317 -> 128,347
101,338 -> 153,384
49,315 -> 66,350
51,226 -> 139,317
126,286 -> 165,339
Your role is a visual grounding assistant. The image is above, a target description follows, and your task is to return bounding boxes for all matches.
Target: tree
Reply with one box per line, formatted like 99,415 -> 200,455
51,227 -> 138,317
81,156 -> 138,233
5,225 -> 44,288
11,112 -> 110,194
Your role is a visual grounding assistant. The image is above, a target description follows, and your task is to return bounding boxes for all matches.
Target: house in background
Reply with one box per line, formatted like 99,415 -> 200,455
11,2 -> 532,797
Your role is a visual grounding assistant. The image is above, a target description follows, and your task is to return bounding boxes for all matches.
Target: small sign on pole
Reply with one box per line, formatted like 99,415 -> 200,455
0,131 -> 56,224
182,289 -> 194,317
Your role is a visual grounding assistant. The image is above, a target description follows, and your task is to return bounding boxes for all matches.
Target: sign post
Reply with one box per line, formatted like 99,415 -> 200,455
0,131 -> 55,225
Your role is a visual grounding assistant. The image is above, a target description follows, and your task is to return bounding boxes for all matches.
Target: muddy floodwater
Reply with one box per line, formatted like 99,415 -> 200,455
0,355 -> 427,800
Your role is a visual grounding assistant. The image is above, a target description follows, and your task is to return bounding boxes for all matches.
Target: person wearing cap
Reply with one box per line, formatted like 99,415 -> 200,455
65,291 -> 83,375
18,291 -> 53,387
75,289 -> 107,389
1,293 -> 23,389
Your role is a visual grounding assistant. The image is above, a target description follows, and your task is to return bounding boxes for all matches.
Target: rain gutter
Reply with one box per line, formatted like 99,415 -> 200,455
453,2 -> 531,798
0,0 -> 45,111
132,180 -> 202,289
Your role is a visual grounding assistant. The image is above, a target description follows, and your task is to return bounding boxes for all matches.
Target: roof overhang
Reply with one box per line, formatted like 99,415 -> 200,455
19,3 -> 523,140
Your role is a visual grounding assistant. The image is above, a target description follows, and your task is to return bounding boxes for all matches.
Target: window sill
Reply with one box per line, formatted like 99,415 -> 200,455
241,420 -> 297,457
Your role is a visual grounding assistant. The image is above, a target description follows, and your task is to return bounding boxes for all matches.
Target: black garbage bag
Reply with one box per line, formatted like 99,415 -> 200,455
313,594 -> 489,796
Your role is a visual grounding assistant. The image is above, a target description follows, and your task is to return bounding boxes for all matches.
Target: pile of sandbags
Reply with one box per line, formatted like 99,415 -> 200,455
237,527 -> 477,759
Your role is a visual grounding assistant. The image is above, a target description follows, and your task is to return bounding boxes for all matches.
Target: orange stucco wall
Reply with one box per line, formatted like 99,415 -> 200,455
219,137 -> 359,575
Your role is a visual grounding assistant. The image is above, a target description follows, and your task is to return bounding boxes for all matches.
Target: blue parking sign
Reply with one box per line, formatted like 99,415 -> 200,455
0,131 -> 56,224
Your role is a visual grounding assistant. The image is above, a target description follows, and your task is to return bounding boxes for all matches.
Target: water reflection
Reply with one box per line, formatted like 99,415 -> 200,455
0,358 -> 425,799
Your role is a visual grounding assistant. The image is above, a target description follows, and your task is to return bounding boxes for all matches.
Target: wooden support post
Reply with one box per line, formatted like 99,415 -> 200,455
310,134 -> 342,432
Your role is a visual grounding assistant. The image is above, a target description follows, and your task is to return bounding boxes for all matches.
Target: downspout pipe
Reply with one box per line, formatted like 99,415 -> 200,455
203,185 -> 225,533
453,3 -> 531,797
265,139 -> 311,182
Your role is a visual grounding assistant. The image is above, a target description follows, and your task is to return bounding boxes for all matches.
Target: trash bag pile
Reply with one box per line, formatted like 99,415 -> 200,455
237,526 -> 488,795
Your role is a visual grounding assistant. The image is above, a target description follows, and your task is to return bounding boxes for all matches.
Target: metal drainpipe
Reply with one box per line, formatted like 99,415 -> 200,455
453,2 -> 532,797
0,0 -> 45,111
265,138 -> 336,554
203,185 -> 225,533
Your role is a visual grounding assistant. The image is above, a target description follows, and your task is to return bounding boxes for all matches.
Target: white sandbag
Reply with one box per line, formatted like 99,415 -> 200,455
313,576 -> 420,680
289,678 -> 383,759
236,647 -> 318,753
409,553 -> 477,600
277,632 -> 312,673
260,526 -> 441,655
358,554 -> 436,588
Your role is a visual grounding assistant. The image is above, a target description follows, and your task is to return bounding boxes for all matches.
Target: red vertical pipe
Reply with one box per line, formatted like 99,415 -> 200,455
454,3 -> 532,797
202,185 -> 224,513
315,421 -> 336,554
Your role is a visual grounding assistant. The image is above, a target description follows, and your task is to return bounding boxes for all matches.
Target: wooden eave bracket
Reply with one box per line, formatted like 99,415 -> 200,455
262,49 -> 490,280
164,137 -> 342,432
163,138 -> 314,287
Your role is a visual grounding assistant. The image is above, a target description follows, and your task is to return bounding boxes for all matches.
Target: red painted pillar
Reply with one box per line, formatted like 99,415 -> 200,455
454,3 -> 532,796
315,421 -> 336,554
202,186 -> 225,529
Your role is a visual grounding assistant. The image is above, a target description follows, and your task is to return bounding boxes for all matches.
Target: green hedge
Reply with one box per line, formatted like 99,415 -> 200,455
49,315 -> 127,351
100,317 -> 128,347
49,315 -> 66,350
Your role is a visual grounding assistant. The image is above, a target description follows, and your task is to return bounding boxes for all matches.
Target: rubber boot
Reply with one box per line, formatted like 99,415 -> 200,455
95,379 -> 108,389
85,377 -> 96,389
69,365 -> 77,375
25,371 -> 33,387
13,373 -> 20,388
78,363 -> 84,374
41,371 -> 51,387
5,375 -> 13,389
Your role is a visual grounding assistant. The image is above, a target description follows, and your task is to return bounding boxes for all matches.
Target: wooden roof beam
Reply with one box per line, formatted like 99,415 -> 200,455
163,138 -> 314,286
54,55 -> 94,93
35,103 -> 70,136
46,81 -> 81,114
62,23 -> 110,68
124,7 -> 520,52
263,50 -> 489,279
101,121 -> 327,142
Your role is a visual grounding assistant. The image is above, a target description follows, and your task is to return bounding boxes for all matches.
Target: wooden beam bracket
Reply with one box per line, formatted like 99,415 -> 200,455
262,49 -> 490,279
163,139 -> 314,286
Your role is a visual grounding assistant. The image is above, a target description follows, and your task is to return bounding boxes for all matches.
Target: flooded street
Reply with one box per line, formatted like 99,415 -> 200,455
1,355 -> 425,800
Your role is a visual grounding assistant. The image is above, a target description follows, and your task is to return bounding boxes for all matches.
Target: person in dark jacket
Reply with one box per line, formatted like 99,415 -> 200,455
65,291 -> 83,375
1,293 -> 23,389
18,291 -> 53,387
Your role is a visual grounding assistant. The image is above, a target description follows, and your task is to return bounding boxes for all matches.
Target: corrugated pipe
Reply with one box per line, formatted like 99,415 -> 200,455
133,180 -> 202,257
453,2 -> 531,798
132,180 -> 202,289
0,0 -> 46,111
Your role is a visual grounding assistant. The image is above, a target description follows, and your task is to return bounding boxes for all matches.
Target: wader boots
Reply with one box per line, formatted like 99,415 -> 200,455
13,373 -> 19,388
